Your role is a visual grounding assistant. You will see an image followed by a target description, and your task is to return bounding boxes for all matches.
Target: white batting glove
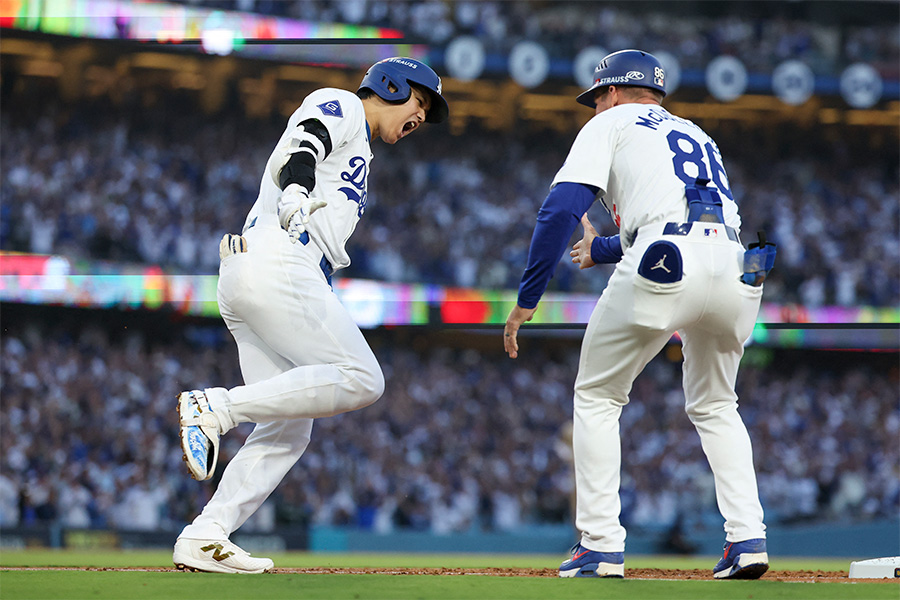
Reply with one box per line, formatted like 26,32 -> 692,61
277,183 -> 327,243
218,233 -> 247,260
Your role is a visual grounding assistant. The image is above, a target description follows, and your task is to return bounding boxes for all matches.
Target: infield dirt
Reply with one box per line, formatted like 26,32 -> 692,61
6,565 -> 893,584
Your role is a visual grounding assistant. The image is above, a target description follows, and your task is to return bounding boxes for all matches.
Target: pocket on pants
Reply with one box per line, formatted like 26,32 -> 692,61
732,278 -> 764,341
632,274 -> 686,330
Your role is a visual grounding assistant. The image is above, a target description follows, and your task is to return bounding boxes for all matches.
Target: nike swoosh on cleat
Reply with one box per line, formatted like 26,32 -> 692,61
572,551 -> 589,561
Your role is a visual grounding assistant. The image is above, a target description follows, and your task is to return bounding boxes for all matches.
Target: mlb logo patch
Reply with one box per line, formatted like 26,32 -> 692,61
704,228 -> 718,238
317,100 -> 343,117
654,66 -> 665,87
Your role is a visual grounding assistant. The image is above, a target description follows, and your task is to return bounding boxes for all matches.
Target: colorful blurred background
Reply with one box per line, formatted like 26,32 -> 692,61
1,0 -> 897,560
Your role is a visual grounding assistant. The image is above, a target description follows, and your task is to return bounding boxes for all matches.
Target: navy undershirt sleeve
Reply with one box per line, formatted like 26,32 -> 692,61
517,182 -> 598,309
591,234 -> 623,264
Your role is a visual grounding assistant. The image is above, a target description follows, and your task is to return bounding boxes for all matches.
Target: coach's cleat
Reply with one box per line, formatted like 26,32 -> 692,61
713,538 -> 769,579
173,538 -> 274,574
559,543 -> 625,578
178,390 -> 221,481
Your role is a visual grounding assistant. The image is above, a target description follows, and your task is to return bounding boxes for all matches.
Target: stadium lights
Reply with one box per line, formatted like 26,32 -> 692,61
201,28 -> 236,56
1,31 -> 898,130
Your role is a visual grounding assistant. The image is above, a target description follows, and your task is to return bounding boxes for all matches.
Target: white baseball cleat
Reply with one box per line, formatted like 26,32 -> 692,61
178,390 -> 221,481
173,538 -> 274,574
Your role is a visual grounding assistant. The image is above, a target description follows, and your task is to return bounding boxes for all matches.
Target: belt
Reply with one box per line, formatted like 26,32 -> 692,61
662,221 -> 741,244
630,221 -> 741,246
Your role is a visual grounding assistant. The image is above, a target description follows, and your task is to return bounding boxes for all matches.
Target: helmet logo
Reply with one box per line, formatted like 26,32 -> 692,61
654,66 -> 665,87
596,70 -> 648,86
387,58 -> 418,69
436,78 -> 442,94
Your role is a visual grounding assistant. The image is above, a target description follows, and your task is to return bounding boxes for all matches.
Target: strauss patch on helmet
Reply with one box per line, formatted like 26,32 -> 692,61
385,58 -> 418,69
596,70 -> 646,86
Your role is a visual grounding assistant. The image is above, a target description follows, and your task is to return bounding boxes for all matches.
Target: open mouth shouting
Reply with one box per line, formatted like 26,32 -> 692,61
402,119 -> 419,137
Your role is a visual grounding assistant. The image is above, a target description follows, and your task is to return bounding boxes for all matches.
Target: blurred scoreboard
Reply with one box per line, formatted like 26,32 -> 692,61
1,0 -> 426,66
2,251 -> 897,349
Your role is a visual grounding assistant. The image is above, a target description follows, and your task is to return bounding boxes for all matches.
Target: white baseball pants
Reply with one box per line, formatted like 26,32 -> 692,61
574,222 -> 766,552
179,215 -> 384,541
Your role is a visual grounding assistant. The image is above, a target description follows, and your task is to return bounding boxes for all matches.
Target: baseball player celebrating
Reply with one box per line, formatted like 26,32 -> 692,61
173,58 -> 448,573
504,50 -> 772,580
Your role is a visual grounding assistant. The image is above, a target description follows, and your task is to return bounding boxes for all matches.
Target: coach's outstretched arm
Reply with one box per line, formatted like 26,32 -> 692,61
505,182 -> 596,358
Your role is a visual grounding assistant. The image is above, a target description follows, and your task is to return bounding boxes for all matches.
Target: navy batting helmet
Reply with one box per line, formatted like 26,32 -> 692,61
359,57 -> 449,123
576,49 -> 666,108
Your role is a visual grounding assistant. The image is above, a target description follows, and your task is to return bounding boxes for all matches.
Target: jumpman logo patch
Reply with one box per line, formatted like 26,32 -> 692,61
650,255 -> 671,273
638,241 -> 683,283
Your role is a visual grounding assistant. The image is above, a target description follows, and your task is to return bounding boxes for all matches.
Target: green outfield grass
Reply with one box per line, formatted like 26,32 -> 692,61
1,549 -> 895,600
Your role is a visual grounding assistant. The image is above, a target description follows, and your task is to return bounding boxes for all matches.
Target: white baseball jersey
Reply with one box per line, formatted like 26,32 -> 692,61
552,103 -> 740,248
179,88 -> 385,544
552,103 -> 766,554
244,87 -> 372,271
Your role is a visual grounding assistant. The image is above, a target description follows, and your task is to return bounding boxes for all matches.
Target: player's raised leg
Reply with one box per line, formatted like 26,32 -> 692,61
175,313 -> 314,573
209,222 -> 385,428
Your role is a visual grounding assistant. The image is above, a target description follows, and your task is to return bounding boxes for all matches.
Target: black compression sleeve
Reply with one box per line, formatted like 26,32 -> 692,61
277,118 -> 334,192
279,151 -> 316,191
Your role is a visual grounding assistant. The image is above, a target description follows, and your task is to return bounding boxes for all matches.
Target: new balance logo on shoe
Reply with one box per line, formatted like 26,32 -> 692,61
173,538 -> 275,574
201,542 -> 235,562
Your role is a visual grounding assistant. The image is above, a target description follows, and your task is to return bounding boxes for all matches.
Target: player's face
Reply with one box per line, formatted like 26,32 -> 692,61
382,87 -> 430,144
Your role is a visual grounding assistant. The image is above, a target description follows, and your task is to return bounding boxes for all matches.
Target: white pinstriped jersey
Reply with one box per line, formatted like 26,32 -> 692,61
551,103 -> 741,249
244,88 -> 372,271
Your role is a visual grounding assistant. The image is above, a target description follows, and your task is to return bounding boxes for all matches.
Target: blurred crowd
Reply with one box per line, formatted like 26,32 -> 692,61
1,310 -> 897,540
183,0 -> 899,76
2,88 -> 898,308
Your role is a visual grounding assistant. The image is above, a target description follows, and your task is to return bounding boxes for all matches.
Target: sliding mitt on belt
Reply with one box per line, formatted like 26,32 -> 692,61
741,231 -> 777,287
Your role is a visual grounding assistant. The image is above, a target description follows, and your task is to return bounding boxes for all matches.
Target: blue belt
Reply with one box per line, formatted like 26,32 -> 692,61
662,221 -> 741,244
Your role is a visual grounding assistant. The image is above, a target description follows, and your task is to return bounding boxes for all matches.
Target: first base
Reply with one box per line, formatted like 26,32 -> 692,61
849,556 -> 900,579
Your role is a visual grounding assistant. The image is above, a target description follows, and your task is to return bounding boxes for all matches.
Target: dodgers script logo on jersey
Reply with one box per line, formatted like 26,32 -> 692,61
317,100 -> 343,118
339,156 -> 368,217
